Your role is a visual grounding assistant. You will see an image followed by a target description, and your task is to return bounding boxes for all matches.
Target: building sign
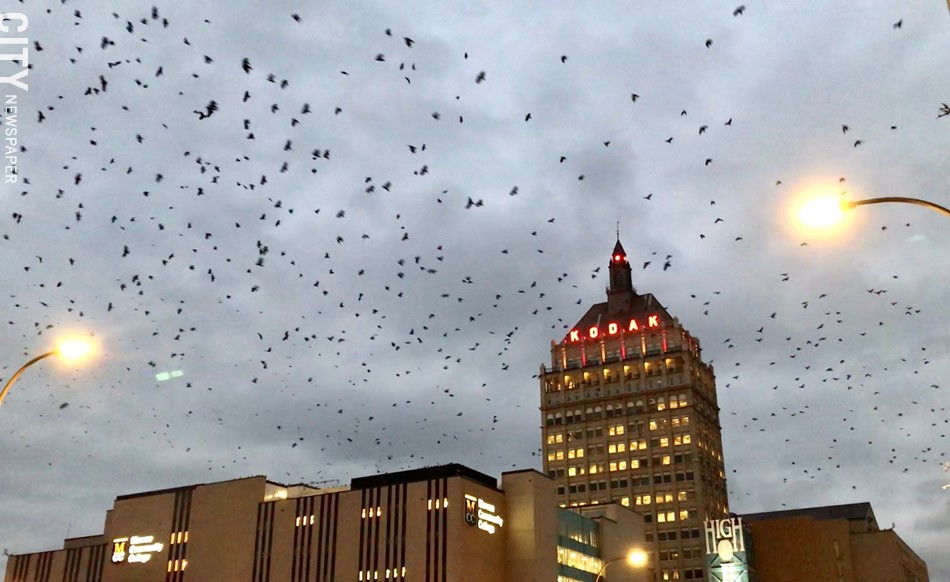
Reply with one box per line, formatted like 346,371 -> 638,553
112,535 -> 164,564
566,315 -> 660,343
463,494 -> 503,535
704,518 -> 754,582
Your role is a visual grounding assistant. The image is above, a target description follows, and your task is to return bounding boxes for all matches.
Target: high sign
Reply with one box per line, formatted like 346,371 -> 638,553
704,517 -> 755,582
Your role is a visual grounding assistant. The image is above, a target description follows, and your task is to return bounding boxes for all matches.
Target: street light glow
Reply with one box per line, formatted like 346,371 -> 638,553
56,338 -> 94,362
627,548 -> 649,568
798,196 -> 846,228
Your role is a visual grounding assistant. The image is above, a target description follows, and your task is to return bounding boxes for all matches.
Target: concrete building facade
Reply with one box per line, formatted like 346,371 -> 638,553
5,465 -> 649,582
743,503 -> 928,582
540,240 -> 729,581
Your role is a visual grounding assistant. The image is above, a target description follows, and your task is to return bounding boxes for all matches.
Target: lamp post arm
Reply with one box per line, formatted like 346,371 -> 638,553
849,197 -> 950,217
595,557 -> 623,582
0,351 -> 57,408
595,557 -> 655,582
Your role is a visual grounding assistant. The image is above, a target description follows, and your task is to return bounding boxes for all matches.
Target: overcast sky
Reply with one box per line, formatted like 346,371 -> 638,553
1,0 -> 949,578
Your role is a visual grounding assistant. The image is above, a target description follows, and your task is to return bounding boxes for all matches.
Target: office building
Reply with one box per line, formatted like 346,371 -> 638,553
742,502 -> 928,582
4,464 -> 649,582
540,239 -> 729,580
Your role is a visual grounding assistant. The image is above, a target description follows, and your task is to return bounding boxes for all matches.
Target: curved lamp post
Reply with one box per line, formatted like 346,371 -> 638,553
798,195 -> 950,228
0,339 -> 94,408
595,549 -> 655,582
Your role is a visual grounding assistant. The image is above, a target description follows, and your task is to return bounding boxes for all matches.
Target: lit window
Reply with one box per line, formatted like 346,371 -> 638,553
662,455 -> 671,465
680,510 -> 689,521
657,398 -> 666,411
659,437 -> 669,447
608,424 -> 624,436
649,420 -> 658,431
621,497 -> 630,507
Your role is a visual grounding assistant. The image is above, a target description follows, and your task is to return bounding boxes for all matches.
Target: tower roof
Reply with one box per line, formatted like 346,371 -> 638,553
611,239 -> 627,261
562,238 -> 675,341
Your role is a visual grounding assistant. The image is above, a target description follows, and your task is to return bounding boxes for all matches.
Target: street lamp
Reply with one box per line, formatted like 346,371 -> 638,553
595,549 -> 655,582
798,195 -> 950,228
0,338 -> 95,408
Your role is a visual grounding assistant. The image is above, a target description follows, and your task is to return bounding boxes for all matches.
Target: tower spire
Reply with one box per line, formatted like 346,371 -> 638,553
608,238 -> 633,294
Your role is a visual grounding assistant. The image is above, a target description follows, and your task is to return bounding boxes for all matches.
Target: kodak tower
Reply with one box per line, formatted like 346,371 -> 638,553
540,239 -> 728,581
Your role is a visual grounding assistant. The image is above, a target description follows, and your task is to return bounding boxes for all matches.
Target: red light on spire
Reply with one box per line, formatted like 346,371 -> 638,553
614,254 -> 623,262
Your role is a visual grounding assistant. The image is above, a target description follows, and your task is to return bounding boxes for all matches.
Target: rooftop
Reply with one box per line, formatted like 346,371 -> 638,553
742,502 -> 877,529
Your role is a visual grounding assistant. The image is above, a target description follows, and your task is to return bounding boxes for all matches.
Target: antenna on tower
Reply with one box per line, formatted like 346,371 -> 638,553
616,221 -> 620,240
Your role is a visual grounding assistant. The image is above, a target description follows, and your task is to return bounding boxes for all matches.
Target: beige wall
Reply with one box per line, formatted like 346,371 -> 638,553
747,516 -> 850,582
852,530 -> 929,582
102,489 -> 179,582
501,470 -> 558,582
185,476 -> 265,581
588,504 -> 648,582
749,516 -> 929,582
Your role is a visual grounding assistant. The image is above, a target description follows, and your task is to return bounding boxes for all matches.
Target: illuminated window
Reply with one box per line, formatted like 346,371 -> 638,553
680,510 -> 689,521
630,459 -> 640,469
620,497 -> 630,507
649,420 -> 658,431
657,511 -> 675,523
608,424 -> 624,436
636,495 -> 652,506
608,443 -> 626,454
662,455 -> 671,465
556,451 -> 565,460
630,439 -> 647,450
548,452 -> 556,462
657,397 -> 666,411
659,437 -> 669,447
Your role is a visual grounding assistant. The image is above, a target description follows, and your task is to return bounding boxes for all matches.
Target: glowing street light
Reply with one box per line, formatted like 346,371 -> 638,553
798,195 -> 950,229
0,337 -> 96,408
595,548 -> 655,582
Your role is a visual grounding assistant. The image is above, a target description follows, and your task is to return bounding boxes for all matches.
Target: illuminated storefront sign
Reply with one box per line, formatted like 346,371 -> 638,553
704,518 -> 755,582
567,315 -> 660,343
463,494 -> 503,535
112,535 -> 164,564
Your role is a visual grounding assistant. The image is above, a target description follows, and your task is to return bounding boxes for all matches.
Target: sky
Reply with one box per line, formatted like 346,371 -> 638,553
1,0 -> 949,578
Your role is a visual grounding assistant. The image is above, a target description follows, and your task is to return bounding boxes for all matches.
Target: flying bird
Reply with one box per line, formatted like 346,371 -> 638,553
733,5 -> 746,16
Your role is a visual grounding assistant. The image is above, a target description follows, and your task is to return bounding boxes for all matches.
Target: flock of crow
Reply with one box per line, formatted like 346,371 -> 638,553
0,1 -> 947,574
